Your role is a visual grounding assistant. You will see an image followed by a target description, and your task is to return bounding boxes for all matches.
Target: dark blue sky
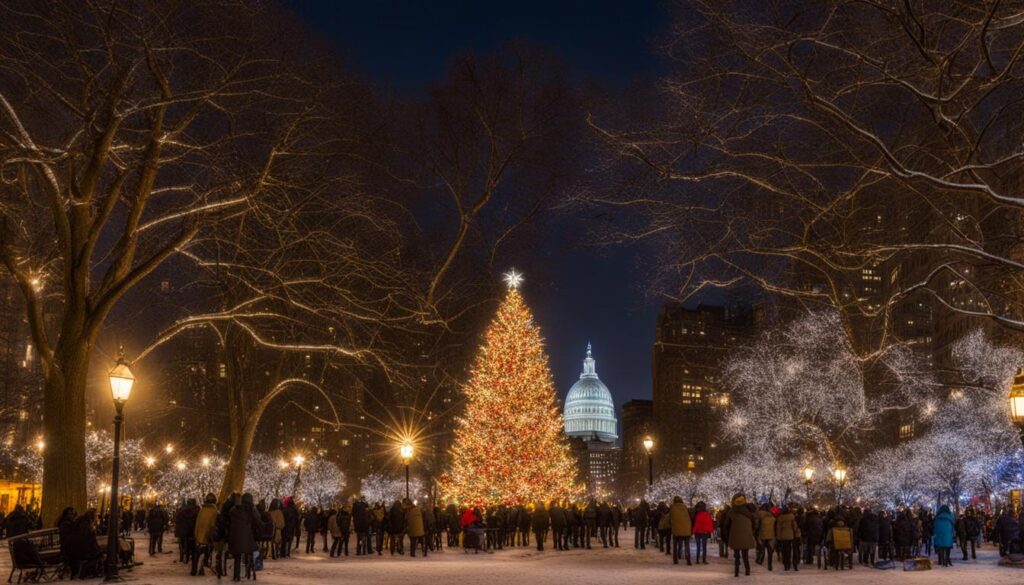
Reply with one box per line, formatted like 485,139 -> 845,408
284,0 -> 667,412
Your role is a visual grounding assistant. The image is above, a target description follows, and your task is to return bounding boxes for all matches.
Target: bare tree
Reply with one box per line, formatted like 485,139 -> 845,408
584,0 -> 1024,352
0,0 -> 380,522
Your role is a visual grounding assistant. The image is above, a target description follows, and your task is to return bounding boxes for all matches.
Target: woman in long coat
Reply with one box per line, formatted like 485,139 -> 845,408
228,493 -> 262,582
723,494 -> 758,577
933,505 -> 956,567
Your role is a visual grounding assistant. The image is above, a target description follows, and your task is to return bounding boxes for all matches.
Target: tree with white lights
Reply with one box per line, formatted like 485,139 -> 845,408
723,310 -> 930,466
359,473 -> 425,505
296,458 -> 345,508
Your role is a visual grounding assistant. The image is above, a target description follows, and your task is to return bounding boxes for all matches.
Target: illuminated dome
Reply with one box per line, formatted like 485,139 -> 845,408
563,343 -> 618,442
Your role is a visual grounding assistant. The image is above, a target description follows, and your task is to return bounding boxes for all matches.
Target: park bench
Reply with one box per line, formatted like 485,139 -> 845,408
6,528 -> 63,583
5,526 -> 137,583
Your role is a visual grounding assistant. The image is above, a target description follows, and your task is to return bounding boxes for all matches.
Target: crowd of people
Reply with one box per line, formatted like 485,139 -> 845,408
629,494 -> 1005,577
5,491 -> 1024,580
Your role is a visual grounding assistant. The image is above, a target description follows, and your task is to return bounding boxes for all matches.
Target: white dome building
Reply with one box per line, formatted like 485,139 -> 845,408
563,343 -> 618,442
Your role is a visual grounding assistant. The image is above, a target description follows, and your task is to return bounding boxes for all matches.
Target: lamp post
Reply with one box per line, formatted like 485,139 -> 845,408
833,467 -> 848,506
643,436 -> 654,486
105,349 -> 135,581
1009,370 -> 1024,448
400,442 -> 414,499
292,455 -> 305,497
803,466 -> 815,503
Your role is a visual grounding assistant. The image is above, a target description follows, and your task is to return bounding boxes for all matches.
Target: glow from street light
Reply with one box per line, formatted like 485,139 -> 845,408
400,442 -> 414,462
642,436 -> 654,453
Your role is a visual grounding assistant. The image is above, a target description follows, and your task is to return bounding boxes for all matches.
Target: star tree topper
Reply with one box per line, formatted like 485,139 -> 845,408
503,268 -> 524,290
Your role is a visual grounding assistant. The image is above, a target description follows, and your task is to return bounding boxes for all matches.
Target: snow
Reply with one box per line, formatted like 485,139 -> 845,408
7,528 -> 1024,584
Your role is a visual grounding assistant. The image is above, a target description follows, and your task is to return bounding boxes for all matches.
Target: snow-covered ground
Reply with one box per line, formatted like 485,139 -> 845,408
6,529 -> 1024,584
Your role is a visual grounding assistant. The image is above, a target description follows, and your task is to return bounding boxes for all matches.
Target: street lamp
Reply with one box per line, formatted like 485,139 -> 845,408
833,467 -> 848,506
105,349 -> 135,581
1009,370 -> 1024,448
803,466 -> 815,503
292,454 -> 305,497
643,436 -> 654,486
400,442 -> 414,499
164,443 -> 174,455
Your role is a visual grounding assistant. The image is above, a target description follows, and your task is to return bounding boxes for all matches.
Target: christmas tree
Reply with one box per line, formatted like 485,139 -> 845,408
441,270 -> 580,506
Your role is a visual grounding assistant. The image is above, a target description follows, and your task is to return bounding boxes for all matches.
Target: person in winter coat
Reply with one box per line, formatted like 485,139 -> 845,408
597,501 -> 612,548
372,503 -> 386,555
669,496 -> 693,565
920,509 -> 934,557
894,510 -> 915,561
692,501 -> 714,565
723,494 -> 758,577
302,506 -> 320,554
65,509 -> 101,578
775,504 -> 800,571
656,502 -> 671,555
3,505 -> 29,539
386,501 -> 405,555
146,503 -> 168,556
958,507 -> 981,561
633,499 -> 650,550
228,493 -> 263,582
445,503 -> 460,548
423,505 -> 437,551
531,501 -> 550,551
352,499 -> 370,555
609,503 -> 622,548
856,508 -> 879,566
933,504 -> 955,567
754,504 -> 776,570
330,504 -> 351,557
802,508 -> 823,565
582,499 -> 598,549
56,508 -> 77,576
281,498 -> 298,558
403,499 -> 427,557
193,494 -> 218,576
995,509 -> 1020,556
877,510 -> 893,561
550,502 -> 568,551
716,505 -> 730,558
267,499 -> 284,559
174,498 -> 199,564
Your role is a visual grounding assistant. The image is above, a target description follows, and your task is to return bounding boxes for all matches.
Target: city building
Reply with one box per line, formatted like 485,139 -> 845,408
563,343 -> 620,495
651,304 -> 763,474
618,399 -> 654,499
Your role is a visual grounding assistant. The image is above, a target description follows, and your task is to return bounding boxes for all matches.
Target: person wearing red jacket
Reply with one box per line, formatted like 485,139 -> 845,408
692,501 -> 715,565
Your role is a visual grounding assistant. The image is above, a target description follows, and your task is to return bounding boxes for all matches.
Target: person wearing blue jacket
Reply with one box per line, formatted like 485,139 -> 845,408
933,505 -> 955,567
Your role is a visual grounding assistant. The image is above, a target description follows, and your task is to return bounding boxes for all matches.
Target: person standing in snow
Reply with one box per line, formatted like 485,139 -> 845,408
723,494 -> 758,577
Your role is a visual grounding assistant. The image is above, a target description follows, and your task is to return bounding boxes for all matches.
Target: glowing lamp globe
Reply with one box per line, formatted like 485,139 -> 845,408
833,468 -> 847,483
400,442 -> 414,462
803,466 -> 815,482
1010,370 -> 1024,424
293,454 -> 305,467
642,437 -> 654,453
108,357 -> 135,403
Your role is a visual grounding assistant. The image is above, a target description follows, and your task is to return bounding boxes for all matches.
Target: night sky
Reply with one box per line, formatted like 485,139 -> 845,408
284,0 -> 668,414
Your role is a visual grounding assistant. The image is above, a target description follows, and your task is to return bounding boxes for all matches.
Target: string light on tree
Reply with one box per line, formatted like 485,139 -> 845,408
440,270 -> 580,506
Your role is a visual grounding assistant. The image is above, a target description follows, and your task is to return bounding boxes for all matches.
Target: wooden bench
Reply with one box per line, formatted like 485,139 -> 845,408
6,528 -> 63,583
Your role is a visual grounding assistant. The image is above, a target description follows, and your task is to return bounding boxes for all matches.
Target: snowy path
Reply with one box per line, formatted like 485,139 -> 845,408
6,529 -> 1024,584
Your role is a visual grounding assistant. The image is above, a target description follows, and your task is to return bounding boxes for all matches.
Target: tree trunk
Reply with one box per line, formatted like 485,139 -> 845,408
217,408 -> 263,503
40,342 -> 90,525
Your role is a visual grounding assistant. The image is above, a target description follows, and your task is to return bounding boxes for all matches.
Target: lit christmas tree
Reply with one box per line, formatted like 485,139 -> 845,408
441,270 -> 580,506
